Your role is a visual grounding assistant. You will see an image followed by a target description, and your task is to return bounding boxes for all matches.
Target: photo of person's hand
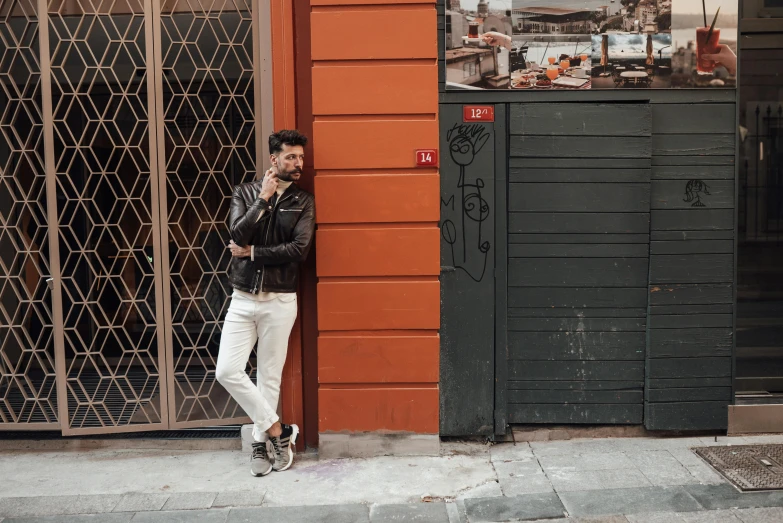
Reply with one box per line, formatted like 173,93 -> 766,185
481,31 -> 511,50
702,44 -> 736,76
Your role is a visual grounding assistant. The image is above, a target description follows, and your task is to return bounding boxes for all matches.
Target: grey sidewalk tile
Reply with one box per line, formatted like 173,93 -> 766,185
113,493 -> 170,513
211,491 -> 265,508
634,451 -> 701,487
489,443 -> 533,463
668,448 -> 707,469
227,505 -> 370,523
683,461 -> 727,485
4,515 -> 133,523
733,507 -> 783,523
572,517 -> 630,523
130,508 -> 229,523
559,486 -> 703,517
493,460 -> 554,495
457,481 -> 505,500
548,468 -> 651,493
463,493 -> 566,522
369,503 -> 448,522
685,484 -> 783,510
530,440 -> 620,458
160,492 -> 217,511
538,451 -> 635,472
0,495 -> 122,518
626,510 -> 742,522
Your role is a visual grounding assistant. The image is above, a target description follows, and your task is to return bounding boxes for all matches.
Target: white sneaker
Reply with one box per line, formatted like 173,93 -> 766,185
269,423 -> 299,472
250,440 -> 273,476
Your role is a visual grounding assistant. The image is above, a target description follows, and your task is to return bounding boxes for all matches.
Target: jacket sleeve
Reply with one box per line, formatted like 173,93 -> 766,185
228,185 -> 271,247
252,197 -> 315,265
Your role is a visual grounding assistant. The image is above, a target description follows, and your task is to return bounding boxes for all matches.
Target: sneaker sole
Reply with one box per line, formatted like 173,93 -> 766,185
251,466 -> 273,477
274,424 -> 299,472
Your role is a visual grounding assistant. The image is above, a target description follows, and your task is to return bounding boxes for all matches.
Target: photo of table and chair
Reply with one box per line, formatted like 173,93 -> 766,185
590,33 -> 673,89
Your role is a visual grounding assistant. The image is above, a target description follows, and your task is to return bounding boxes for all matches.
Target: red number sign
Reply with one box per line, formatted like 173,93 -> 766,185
416,149 -> 438,167
463,105 -> 494,122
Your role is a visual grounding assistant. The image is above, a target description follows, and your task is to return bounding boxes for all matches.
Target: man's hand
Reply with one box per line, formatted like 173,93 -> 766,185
258,167 -> 278,201
229,240 -> 251,258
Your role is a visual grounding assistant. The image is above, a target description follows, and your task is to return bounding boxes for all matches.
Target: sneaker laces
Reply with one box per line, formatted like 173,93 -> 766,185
270,435 -> 282,455
252,442 -> 268,459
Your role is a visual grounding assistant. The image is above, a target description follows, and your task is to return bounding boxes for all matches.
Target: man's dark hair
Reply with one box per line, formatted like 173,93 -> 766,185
269,130 -> 308,155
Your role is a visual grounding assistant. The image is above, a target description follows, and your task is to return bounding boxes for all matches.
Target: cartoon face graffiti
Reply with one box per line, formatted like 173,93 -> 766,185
683,180 -> 711,207
447,123 -> 490,167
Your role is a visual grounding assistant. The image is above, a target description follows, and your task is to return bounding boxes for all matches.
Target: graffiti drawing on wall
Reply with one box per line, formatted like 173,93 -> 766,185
684,179 -> 711,207
441,123 -> 491,283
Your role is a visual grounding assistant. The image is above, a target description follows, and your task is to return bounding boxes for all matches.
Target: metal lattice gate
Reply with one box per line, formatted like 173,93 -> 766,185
0,0 -> 266,434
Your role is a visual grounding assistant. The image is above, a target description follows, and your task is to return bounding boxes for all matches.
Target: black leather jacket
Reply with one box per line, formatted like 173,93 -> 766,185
227,180 -> 315,293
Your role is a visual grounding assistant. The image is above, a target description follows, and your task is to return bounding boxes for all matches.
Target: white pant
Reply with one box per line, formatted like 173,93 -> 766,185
215,292 -> 297,441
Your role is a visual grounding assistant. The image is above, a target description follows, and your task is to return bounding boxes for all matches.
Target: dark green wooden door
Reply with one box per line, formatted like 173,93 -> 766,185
505,103 -> 652,424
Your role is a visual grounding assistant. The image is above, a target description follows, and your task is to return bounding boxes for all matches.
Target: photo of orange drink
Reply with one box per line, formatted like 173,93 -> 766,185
560,59 -> 570,69
546,66 -> 559,80
547,57 -> 556,65
696,27 -> 720,73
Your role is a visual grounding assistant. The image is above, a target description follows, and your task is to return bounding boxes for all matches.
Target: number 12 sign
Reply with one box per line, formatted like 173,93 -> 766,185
416,149 -> 438,167
463,105 -> 494,122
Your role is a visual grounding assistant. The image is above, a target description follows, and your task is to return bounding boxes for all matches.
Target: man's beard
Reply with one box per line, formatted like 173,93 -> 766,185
277,168 -> 301,182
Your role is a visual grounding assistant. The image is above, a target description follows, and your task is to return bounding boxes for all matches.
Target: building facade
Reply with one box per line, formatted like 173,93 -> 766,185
1,0 -> 781,448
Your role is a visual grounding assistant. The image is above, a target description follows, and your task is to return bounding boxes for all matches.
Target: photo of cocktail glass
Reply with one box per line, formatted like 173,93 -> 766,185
696,26 -> 720,74
546,65 -> 559,80
560,59 -> 570,70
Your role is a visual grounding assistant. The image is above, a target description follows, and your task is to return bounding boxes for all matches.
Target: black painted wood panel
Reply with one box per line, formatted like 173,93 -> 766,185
509,404 -> 643,424
511,307 -> 648,318
647,387 -> 732,402
509,332 -> 646,361
652,165 -> 735,180
652,134 -> 735,156
510,360 -> 645,381
510,103 -> 652,136
647,357 -> 732,379
649,328 -> 733,358
508,287 -> 649,308
509,213 -> 650,233
645,402 -> 728,430
511,168 -> 651,183
650,240 -> 734,255
652,104 -> 736,134
511,233 -> 650,244
651,180 -> 734,209
509,389 -> 643,404
649,254 -> 733,284
509,244 -> 649,258
648,314 -> 733,329
510,258 -> 650,287
509,317 -> 646,332
651,209 -> 734,230
510,183 -> 651,213
509,380 -> 643,390
512,136 -> 651,159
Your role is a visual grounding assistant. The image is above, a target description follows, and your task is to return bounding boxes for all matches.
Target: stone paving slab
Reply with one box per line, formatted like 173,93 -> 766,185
492,459 -> 554,496
733,506 -> 783,523
211,491 -> 265,508
633,451 -> 701,487
548,468 -> 652,493
457,481 -> 504,500
464,493 -> 566,522
227,504 -> 370,523
368,502 -> 449,522
0,495 -> 122,518
625,509 -> 742,522
559,486 -> 703,517
488,443 -> 533,463
4,515 -> 133,523
132,509 -> 230,523
684,483 -> 783,511
112,493 -> 170,513
538,451 -> 636,473
160,492 -> 218,511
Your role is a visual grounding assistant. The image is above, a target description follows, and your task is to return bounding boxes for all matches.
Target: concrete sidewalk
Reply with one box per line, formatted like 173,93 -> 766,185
2,435 -> 783,522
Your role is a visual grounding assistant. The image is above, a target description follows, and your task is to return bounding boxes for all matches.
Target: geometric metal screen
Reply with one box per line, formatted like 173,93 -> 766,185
156,0 -> 258,426
0,0 -> 58,427
0,0 -> 265,433
45,0 -> 168,432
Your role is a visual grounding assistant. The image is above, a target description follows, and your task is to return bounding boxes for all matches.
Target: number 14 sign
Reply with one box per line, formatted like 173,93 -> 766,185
416,149 -> 438,167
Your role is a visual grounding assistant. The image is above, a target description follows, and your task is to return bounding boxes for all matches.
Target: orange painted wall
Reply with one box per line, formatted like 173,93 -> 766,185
309,0 -> 440,434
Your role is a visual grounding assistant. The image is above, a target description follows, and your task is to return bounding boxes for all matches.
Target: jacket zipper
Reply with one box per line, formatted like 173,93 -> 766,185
254,193 -> 295,293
